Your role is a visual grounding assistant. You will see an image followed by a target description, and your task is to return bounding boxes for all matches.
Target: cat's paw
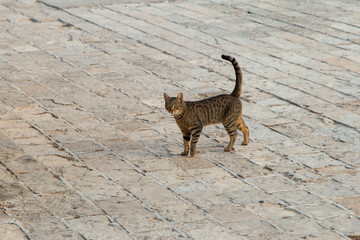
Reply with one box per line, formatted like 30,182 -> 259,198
190,151 -> 196,157
181,151 -> 188,156
241,140 -> 249,146
224,147 -> 234,152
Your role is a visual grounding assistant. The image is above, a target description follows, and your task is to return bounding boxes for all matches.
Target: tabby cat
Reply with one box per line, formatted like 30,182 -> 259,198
164,55 -> 249,157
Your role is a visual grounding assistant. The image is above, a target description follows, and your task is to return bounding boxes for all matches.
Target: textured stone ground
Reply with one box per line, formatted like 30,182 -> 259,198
1,0 -> 360,239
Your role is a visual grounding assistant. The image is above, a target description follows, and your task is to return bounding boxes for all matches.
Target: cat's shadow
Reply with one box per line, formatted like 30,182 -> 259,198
166,144 -> 229,158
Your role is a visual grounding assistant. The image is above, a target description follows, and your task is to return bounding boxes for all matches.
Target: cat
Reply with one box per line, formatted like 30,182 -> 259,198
164,55 -> 249,157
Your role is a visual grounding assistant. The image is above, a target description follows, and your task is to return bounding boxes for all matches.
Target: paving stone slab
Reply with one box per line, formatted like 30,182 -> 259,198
68,215 -> 132,240
0,0 -> 359,238
0,223 -> 28,240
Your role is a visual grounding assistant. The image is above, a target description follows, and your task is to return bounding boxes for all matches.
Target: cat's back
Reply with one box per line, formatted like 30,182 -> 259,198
188,94 -> 240,107
186,94 -> 241,125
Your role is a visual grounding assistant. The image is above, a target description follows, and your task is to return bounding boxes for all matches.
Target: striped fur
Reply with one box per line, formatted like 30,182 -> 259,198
164,55 -> 249,157
221,54 -> 242,98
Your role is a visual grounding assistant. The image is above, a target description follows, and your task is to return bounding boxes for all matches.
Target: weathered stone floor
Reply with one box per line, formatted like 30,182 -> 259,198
0,0 -> 360,239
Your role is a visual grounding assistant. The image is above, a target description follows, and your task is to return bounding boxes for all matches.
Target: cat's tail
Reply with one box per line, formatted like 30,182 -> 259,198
221,54 -> 242,98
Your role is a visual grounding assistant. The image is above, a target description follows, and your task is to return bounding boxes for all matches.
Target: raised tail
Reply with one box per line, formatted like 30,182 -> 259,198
221,54 -> 242,98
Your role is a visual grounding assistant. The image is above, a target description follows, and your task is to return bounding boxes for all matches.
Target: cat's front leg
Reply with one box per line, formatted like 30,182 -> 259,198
190,125 -> 203,157
181,132 -> 191,156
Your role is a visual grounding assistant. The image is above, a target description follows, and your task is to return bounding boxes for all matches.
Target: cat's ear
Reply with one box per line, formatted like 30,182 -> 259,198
163,92 -> 170,100
177,93 -> 183,102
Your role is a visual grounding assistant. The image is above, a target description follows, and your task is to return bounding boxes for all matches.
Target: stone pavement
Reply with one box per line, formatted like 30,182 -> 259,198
0,0 -> 360,239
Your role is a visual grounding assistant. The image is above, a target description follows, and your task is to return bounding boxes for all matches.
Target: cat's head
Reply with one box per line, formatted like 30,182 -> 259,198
164,93 -> 186,116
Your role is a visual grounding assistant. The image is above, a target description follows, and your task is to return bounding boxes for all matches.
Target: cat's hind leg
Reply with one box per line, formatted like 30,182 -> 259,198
223,120 -> 238,152
237,116 -> 249,145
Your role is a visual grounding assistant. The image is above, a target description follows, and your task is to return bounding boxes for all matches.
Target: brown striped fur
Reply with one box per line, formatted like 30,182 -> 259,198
164,55 -> 249,157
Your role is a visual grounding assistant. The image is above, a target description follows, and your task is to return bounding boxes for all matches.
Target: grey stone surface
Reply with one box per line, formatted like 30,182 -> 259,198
39,0 -> 168,9
0,0 -> 359,239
